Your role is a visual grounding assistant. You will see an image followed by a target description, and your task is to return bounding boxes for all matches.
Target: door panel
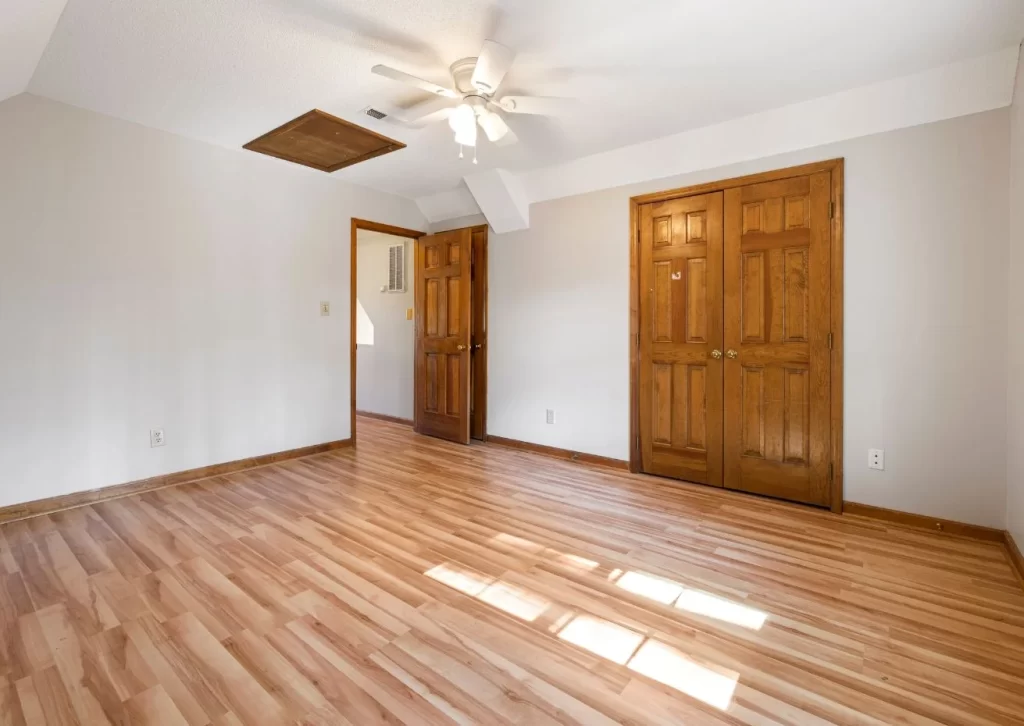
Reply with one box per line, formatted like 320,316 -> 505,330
415,229 -> 472,443
638,193 -> 724,486
723,172 -> 831,506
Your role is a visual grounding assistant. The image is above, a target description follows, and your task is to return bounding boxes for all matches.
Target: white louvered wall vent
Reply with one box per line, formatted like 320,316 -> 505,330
387,243 -> 406,293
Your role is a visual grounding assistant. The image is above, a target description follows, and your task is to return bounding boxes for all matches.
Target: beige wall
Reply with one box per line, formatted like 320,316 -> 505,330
488,109 -> 1011,527
0,93 -> 425,508
1008,50 -> 1024,544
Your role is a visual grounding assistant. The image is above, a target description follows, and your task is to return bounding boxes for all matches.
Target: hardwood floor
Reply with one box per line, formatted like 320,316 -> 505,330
1,417 -> 1023,725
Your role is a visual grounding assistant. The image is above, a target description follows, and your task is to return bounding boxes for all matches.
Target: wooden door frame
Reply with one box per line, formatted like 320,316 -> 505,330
350,219 -> 426,446
469,225 -> 489,441
628,158 -> 845,512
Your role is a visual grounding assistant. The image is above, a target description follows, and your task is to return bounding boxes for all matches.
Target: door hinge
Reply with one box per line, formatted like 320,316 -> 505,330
829,201 -> 835,219
827,332 -> 833,349
829,462 -> 834,481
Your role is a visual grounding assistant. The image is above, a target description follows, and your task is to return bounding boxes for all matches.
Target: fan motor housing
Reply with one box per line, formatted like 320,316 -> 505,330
450,57 -> 480,95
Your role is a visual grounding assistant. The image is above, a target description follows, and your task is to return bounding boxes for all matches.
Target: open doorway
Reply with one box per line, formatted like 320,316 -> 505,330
350,219 -> 424,442
350,219 -> 488,446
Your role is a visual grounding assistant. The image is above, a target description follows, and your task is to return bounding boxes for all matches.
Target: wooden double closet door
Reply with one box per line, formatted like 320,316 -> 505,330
636,163 -> 840,508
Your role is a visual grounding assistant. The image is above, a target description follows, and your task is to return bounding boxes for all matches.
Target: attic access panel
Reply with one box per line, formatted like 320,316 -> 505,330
243,109 -> 405,173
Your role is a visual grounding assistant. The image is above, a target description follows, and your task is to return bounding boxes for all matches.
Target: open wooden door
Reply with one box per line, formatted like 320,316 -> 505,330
414,228 -> 473,443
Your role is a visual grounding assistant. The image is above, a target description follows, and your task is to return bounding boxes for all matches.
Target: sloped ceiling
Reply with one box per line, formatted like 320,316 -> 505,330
0,0 -> 67,102
21,0 -> 1024,203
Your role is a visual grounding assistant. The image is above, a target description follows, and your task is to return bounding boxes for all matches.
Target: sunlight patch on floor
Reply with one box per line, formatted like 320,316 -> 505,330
477,580 -> 551,622
675,589 -> 768,630
614,569 -> 768,630
490,533 -> 599,571
628,639 -> 739,710
615,570 -> 685,604
424,563 -> 490,597
557,614 -> 644,664
427,533 -> 770,711
426,563 -> 552,623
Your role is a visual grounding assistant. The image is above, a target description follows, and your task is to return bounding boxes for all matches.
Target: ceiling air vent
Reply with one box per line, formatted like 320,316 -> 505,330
363,107 -> 388,120
387,243 -> 406,293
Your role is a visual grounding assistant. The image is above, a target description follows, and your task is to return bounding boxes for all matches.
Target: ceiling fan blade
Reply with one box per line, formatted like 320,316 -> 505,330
495,95 -> 573,115
471,40 -> 515,94
371,65 -> 458,98
395,96 -> 457,125
477,109 -> 512,143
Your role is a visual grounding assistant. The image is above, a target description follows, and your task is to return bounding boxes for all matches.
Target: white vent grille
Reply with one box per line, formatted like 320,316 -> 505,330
387,243 -> 406,293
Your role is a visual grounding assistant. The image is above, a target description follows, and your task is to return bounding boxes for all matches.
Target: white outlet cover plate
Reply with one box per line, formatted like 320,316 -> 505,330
150,429 -> 166,447
868,448 -> 884,470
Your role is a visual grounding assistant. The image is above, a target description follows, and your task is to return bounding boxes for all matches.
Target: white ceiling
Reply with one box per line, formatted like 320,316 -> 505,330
16,0 -> 1024,199
0,0 -> 67,102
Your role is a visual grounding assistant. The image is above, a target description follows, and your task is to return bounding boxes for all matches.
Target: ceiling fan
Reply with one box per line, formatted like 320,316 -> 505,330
371,40 -> 565,161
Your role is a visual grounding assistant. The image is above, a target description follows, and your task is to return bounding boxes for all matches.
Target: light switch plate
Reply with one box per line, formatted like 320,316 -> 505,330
407,308 -> 413,320
320,301 -> 330,316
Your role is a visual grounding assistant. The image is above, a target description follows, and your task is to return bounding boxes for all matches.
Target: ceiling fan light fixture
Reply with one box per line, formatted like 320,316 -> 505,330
449,103 -> 478,148
454,123 -> 477,147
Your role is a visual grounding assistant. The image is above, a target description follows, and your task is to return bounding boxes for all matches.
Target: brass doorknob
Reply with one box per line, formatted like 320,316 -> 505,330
456,344 -> 467,351
726,349 -> 738,359
710,349 -> 723,360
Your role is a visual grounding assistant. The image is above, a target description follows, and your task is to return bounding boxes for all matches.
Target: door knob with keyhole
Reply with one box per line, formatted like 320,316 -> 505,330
710,349 -> 723,360
726,349 -> 738,359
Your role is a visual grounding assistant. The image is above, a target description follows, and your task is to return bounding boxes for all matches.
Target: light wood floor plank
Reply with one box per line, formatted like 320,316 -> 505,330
0,416 -> 1022,724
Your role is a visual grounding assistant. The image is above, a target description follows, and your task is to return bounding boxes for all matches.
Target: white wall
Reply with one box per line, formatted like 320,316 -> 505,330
490,109 -> 1011,528
0,93 -> 425,508
1007,49 -> 1024,544
356,231 -> 415,420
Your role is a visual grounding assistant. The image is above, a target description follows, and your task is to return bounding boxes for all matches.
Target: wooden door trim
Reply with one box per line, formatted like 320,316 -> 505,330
350,219 -> 425,446
629,158 -> 845,512
470,225 -> 489,440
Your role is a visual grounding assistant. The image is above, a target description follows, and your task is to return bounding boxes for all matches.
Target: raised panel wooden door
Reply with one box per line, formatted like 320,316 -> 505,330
723,173 -> 831,506
638,193 -> 724,485
414,229 -> 472,444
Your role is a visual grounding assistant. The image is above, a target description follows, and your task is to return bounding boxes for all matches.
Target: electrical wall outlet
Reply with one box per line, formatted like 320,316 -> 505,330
150,429 -> 166,448
320,301 -> 330,316
868,448 -> 884,470
546,409 -> 556,425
